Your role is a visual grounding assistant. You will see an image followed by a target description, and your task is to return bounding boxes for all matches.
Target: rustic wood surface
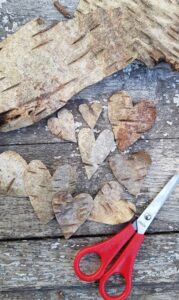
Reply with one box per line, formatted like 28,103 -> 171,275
0,0 -> 179,299
0,235 -> 178,291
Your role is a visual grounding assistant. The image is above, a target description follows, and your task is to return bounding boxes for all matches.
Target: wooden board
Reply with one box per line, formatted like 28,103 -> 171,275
1,286 -> 179,300
0,0 -> 179,299
0,234 -> 178,291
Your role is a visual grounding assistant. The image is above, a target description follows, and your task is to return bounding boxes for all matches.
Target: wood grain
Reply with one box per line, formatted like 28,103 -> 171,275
0,234 -> 178,291
1,286 -> 178,300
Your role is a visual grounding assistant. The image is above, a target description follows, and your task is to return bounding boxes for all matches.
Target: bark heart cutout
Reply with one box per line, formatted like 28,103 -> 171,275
78,128 -> 116,179
52,192 -> 93,239
108,91 -> 156,151
0,151 -> 27,196
24,160 -> 54,224
89,181 -> 136,225
79,102 -> 102,128
109,151 -> 152,196
24,162 -> 77,224
47,109 -> 76,143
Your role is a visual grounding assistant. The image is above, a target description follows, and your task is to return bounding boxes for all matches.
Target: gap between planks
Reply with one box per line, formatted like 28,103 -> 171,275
0,230 -> 179,243
1,136 -> 179,147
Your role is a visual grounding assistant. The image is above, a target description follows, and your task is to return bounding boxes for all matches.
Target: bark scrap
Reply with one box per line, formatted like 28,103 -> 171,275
53,1 -> 72,19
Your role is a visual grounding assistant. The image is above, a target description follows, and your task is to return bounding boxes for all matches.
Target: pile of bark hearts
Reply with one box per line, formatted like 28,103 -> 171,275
0,147 -> 151,239
0,90 -> 157,239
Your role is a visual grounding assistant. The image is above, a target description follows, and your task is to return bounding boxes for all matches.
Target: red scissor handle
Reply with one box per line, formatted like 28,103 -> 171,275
100,233 -> 145,300
74,224 -> 135,282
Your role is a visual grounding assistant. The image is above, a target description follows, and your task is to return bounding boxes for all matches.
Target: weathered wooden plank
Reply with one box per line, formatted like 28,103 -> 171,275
0,0 -> 79,41
0,284 -> 178,300
0,138 -> 179,239
0,234 -> 178,291
0,62 -> 178,145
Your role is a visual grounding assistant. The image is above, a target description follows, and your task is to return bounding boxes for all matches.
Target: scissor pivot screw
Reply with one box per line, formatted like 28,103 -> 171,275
144,214 -> 151,221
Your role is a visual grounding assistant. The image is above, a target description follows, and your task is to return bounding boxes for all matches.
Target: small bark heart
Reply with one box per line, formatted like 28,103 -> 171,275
108,91 -> 156,150
48,109 -> 76,143
79,102 -> 102,128
89,181 -> 136,225
78,128 -> 116,179
52,192 -> 94,239
109,151 -> 152,196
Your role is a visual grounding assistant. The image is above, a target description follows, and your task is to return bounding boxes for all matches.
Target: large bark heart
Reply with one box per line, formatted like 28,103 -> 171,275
89,181 -> 136,225
52,192 -> 94,239
79,102 -> 102,129
108,91 -> 156,151
0,151 -> 27,196
47,109 -> 76,143
78,128 -> 116,179
109,151 -> 152,196
24,162 -> 77,224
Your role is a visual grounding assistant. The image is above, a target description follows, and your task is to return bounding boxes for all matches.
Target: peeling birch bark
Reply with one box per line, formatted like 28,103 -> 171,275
76,0 -> 179,69
0,0 -> 178,132
0,8 -> 137,132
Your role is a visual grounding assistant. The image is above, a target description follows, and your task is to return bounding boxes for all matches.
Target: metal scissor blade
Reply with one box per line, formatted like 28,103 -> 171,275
136,174 -> 179,234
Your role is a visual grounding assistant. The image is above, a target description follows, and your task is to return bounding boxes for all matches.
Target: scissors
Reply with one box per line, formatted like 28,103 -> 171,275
74,174 -> 179,300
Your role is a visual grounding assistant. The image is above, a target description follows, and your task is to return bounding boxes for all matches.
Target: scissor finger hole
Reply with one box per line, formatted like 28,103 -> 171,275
105,273 -> 126,296
79,253 -> 101,275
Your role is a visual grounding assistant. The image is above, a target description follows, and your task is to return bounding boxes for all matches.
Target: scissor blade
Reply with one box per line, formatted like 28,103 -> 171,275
136,174 -> 179,234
